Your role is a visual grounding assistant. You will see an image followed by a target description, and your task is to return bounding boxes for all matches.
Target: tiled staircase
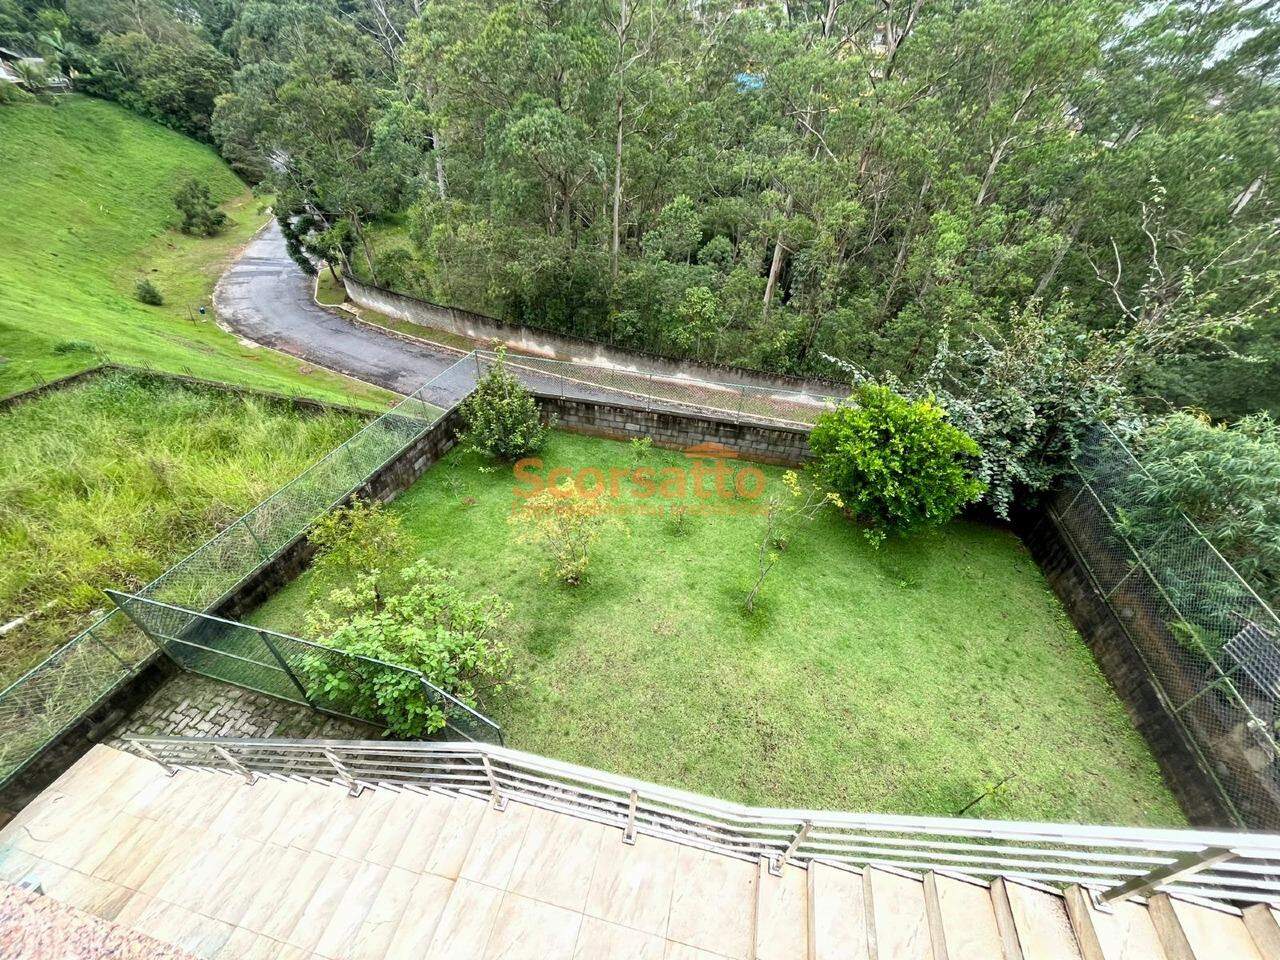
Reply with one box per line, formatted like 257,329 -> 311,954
0,745 -> 1274,959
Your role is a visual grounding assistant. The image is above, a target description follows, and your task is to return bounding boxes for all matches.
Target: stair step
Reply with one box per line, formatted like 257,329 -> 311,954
807,861 -> 869,960
994,878 -> 1082,960
753,857 -> 808,960
665,843 -> 758,960
1063,885 -> 1167,960
1244,904 -> 1280,960
1150,893 -> 1264,960
922,871 -> 1003,960
865,866 -> 932,960
583,829 -> 681,939
418,876 -> 504,960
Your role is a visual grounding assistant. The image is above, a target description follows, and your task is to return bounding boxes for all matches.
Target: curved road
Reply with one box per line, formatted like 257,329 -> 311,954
215,221 -> 477,405
215,220 -> 822,424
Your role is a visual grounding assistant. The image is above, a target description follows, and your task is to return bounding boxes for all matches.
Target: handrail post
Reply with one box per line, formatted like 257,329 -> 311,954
323,748 -> 365,797
481,753 -> 508,811
623,789 -> 638,845
213,744 -> 257,785
131,740 -> 177,777
1099,846 -> 1235,904
770,819 -> 812,876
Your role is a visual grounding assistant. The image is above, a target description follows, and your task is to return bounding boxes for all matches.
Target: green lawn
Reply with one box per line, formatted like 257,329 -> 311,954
252,430 -> 1183,826
0,371 -> 366,683
0,97 -> 387,408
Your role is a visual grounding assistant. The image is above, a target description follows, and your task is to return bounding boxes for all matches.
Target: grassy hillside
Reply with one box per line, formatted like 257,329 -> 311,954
0,97 -> 386,407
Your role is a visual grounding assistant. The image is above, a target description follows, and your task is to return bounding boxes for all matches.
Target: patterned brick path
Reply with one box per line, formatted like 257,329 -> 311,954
109,672 -> 377,744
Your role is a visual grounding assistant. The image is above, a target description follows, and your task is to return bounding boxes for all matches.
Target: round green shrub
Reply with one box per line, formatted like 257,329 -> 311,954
809,384 -> 985,544
460,347 -> 548,460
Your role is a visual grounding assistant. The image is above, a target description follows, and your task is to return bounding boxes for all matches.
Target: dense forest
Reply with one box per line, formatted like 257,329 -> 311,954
5,0 -> 1277,416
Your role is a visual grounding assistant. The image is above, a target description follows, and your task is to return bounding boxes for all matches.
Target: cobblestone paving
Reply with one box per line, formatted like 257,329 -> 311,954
109,672 -> 377,744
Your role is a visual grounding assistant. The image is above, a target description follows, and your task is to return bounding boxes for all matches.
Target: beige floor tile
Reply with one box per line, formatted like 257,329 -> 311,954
155,831 -> 240,911
574,916 -> 665,960
285,853 -> 362,952
808,863 -> 868,960
337,788 -> 400,862
245,849 -> 334,941
348,865 -> 421,960
242,779 -> 309,845
312,789 -> 369,859
421,794 -> 488,879
482,890 -> 582,960
98,818 -> 185,890
40,865 -> 134,922
662,943 -> 731,960
212,927 -> 290,960
666,847 -> 756,960
312,860 -> 389,960
754,860 -> 808,960
383,871 -> 458,960
584,830 -> 680,937
421,877 -> 505,960
458,801 -> 534,889
366,790 -> 432,868
279,782 -> 347,851
203,842 -> 280,926
389,792 -> 452,872
127,896 -> 235,959
508,807 -> 606,913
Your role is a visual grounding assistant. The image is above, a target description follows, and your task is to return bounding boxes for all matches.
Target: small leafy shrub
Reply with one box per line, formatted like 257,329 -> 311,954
135,278 -> 164,305
669,502 -> 692,536
509,481 -> 620,585
809,384 -> 984,545
304,561 -> 515,737
173,178 -> 228,236
629,435 -> 653,462
306,498 -> 404,603
460,347 -> 548,460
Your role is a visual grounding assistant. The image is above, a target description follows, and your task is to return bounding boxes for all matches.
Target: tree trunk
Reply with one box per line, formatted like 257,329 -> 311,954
763,196 -> 794,321
431,129 -> 448,200
611,88 -> 625,281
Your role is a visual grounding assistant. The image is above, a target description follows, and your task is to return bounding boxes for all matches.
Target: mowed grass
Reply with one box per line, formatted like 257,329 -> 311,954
252,431 -> 1184,826
0,97 -> 387,408
0,372 -> 366,683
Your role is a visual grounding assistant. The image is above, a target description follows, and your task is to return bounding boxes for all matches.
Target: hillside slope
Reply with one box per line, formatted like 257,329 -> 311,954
0,97 -> 385,406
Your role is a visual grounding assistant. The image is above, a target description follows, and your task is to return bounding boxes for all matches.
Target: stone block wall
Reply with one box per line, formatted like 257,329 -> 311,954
533,393 -> 812,467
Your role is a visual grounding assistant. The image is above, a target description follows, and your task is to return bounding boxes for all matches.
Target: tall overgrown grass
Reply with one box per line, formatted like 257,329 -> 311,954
0,373 -> 365,682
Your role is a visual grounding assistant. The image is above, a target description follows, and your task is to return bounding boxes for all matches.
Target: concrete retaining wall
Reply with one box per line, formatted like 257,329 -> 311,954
343,275 -> 847,400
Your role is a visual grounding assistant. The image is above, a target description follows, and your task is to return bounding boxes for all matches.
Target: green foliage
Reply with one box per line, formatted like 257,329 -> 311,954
509,481 -> 621,586
306,498 -> 404,603
134,278 -> 163,305
1123,412 -> 1280,611
304,561 -> 515,737
460,348 -> 548,461
809,385 -> 985,544
173,178 -> 227,236
0,372 -> 363,682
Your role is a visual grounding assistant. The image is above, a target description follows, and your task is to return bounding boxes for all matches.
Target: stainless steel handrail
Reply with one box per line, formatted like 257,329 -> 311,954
126,735 -> 1280,906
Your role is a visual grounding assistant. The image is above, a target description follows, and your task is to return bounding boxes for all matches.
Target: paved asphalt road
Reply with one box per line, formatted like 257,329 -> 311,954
215,220 -> 477,405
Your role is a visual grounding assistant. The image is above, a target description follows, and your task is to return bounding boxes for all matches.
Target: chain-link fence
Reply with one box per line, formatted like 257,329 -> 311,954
0,357 -> 471,787
108,593 -> 501,744
478,349 -> 841,428
1048,423 -> 1280,830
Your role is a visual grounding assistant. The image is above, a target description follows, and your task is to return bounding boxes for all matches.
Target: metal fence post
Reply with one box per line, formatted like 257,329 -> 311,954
131,740 -> 177,777
623,789 -> 639,845
1099,846 -> 1234,904
84,624 -> 132,672
323,748 -> 365,797
213,744 -> 257,785
239,516 -> 270,562
258,630 -> 313,705
770,820 -> 812,876
481,753 -> 508,811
